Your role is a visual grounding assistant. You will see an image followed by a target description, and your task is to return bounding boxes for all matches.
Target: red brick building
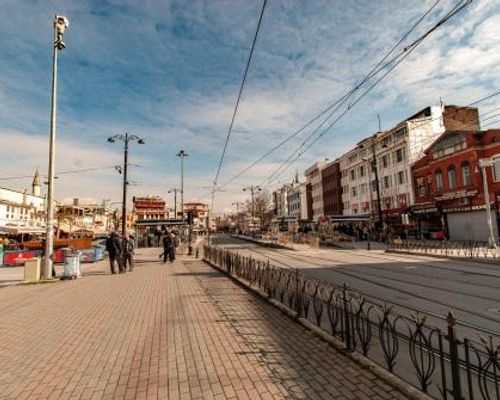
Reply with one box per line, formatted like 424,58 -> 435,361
321,161 -> 343,216
133,196 -> 167,220
411,130 -> 500,241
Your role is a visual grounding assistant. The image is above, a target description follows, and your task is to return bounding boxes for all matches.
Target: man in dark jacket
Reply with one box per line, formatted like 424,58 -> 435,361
122,233 -> 135,272
105,231 -> 123,274
161,231 -> 175,264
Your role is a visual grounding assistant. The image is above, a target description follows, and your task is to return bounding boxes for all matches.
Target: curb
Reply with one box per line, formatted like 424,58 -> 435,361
230,235 -> 298,251
386,249 -> 500,265
203,258 -> 433,400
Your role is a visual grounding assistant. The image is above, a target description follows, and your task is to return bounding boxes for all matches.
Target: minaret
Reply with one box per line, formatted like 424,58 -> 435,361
32,169 -> 41,196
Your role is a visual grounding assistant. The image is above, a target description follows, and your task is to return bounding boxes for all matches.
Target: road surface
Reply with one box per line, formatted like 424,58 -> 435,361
213,235 -> 500,336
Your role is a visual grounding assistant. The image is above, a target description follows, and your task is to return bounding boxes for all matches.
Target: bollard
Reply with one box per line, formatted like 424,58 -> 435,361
367,240 -> 371,251
195,247 -> 199,258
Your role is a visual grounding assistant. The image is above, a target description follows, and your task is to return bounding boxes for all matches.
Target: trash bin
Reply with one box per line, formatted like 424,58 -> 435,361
24,257 -> 41,282
62,249 -> 81,280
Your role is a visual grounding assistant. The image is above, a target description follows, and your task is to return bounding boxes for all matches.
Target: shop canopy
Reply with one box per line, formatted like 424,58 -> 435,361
0,225 -> 46,235
329,214 -> 371,222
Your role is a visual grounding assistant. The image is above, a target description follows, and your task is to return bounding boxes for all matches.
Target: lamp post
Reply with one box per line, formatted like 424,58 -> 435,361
362,157 -> 375,249
168,188 -> 179,219
176,150 -> 188,221
243,185 -> 261,233
43,15 -> 69,280
478,158 -> 497,245
107,133 -> 145,237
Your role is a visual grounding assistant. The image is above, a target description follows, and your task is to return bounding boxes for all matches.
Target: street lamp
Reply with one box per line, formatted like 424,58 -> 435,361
232,201 -> 243,233
43,15 -> 69,280
107,132 -> 145,237
176,150 -> 188,221
168,188 -> 179,219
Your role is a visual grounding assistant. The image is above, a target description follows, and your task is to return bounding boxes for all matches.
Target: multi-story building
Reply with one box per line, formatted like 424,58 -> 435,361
305,160 -> 328,221
412,129 -> 500,241
272,184 -> 292,218
287,181 -> 307,220
322,160 -> 343,216
56,198 -> 113,237
183,202 -> 211,231
0,170 -> 46,234
133,196 -> 167,220
339,105 -> 479,232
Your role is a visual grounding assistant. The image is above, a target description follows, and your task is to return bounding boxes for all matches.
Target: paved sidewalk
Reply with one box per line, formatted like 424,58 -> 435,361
0,248 -> 406,400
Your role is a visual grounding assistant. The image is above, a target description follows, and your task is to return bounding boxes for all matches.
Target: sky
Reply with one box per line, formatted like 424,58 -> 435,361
0,0 -> 499,213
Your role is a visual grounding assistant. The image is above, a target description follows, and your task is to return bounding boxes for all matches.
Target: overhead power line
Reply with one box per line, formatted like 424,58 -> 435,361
210,0 -> 268,211
262,0 -> 472,187
0,165 -> 129,181
217,0 -> 442,191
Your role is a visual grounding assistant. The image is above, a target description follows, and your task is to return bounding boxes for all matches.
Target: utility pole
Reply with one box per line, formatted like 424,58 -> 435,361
232,201 -> 242,233
108,133 -> 145,237
43,15 -> 69,280
177,150 -> 188,221
479,158 -> 497,245
168,188 -> 179,219
243,185 -> 261,233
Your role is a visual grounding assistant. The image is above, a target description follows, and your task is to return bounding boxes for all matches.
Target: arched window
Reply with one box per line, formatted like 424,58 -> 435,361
461,162 -> 471,186
435,169 -> 444,191
448,166 -> 457,189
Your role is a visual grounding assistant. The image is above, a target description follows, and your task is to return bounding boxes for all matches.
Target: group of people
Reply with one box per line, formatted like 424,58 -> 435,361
105,231 -> 135,274
105,229 -> 179,274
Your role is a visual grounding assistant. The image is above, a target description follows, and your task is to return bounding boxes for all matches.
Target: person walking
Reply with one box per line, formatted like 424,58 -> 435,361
106,231 -> 123,274
160,230 -> 175,264
123,233 -> 135,272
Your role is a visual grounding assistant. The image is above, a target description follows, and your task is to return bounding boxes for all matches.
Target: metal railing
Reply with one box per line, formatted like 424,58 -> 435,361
388,239 -> 500,260
203,245 -> 500,400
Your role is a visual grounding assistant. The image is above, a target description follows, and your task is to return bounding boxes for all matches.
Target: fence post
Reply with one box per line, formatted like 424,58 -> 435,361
295,268 -> 301,317
446,312 -> 463,400
343,284 -> 352,351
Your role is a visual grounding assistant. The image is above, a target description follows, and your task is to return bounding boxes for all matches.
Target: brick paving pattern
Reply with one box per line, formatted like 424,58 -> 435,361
0,248 -> 406,399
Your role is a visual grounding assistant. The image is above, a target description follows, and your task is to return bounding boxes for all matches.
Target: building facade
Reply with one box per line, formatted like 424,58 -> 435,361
339,105 -> 479,233
287,182 -> 307,220
183,202 -> 211,231
412,129 -> 500,241
321,160 -> 343,216
133,196 -> 167,220
305,160 -> 328,221
0,170 -> 46,234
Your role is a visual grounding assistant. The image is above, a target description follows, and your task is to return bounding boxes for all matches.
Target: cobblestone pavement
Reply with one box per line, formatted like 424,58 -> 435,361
0,248 -> 407,400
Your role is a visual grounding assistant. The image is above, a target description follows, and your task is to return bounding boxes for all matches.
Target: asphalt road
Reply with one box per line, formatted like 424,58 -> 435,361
213,235 -> 500,336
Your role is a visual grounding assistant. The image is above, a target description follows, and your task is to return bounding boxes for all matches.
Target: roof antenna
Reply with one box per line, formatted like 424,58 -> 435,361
377,114 -> 382,133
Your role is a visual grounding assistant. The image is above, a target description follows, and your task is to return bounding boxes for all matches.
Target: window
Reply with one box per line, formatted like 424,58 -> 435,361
494,157 -> 500,182
350,169 -> 356,181
383,176 -> 391,189
435,170 -> 444,191
359,165 -> 365,177
351,187 -> 357,197
382,155 -> 389,168
397,171 -> 405,185
416,177 -> 425,196
371,180 -> 377,192
461,162 -> 472,186
395,149 -> 404,163
448,166 -> 457,189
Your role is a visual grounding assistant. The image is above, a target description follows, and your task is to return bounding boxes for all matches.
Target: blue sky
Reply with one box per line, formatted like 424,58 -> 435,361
0,0 -> 499,213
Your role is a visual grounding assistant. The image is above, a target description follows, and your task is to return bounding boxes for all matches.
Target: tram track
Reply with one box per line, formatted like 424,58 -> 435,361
217,238 -> 500,334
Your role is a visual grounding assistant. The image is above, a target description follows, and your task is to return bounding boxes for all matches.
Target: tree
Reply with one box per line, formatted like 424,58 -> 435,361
245,189 -> 273,223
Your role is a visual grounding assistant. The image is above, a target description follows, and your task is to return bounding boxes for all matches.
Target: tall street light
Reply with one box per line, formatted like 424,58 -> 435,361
176,150 -> 188,221
108,133 -> 145,237
43,15 -> 69,280
168,188 -> 179,219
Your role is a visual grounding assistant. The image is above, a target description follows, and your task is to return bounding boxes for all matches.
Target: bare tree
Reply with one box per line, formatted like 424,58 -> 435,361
245,189 -> 272,223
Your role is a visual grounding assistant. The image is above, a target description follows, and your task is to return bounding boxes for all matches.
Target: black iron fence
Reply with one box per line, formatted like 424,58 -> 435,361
388,239 -> 500,260
203,245 -> 500,400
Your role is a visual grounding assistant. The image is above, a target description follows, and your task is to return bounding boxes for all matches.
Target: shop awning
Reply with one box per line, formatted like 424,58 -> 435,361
0,225 -> 46,235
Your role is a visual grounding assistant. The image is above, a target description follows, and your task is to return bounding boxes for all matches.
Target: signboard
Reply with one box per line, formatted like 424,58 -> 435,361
435,189 -> 477,202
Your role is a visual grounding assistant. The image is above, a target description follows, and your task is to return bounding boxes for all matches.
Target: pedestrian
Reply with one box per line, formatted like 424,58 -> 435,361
106,231 -> 123,274
123,233 -> 135,272
160,230 -> 175,264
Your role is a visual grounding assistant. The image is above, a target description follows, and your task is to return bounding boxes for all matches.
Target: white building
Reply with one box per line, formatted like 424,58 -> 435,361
0,170 -> 46,233
287,181 -> 307,220
305,160 -> 328,221
340,105 -> 446,218
339,105 -> 479,223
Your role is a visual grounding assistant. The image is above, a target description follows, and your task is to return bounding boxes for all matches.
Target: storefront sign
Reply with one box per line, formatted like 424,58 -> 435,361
435,189 -> 477,202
